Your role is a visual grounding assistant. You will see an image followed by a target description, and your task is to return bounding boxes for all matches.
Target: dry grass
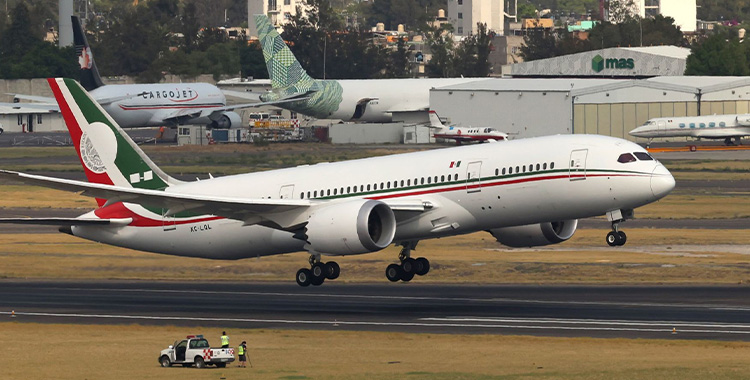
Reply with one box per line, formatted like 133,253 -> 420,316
1,230 -> 749,284
0,185 -> 97,209
2,322 -> 750,380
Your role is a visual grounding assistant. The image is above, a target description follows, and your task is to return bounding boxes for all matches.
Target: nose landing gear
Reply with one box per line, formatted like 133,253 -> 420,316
605,209 -> 632,247
296,254 -> 340,287
386,241 -> 430,282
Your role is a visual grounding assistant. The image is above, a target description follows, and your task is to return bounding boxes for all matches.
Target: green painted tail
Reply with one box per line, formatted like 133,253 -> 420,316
254,14 -> 316,89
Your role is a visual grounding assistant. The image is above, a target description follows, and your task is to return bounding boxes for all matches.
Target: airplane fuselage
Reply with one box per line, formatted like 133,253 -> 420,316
262,78 -> 480,123
90,83 -> 227,128
630,114 -> 750,140
72,134 -> 673,260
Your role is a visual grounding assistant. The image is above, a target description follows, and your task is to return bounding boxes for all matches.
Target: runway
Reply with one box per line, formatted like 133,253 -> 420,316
2,281 -> 750,341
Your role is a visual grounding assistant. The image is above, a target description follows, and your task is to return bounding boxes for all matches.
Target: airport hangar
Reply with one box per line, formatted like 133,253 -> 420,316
430,77 -> 750,145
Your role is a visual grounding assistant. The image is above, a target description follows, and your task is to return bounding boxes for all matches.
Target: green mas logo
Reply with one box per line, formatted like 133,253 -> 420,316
592,55 -> 604,72
592,54 -> 635,72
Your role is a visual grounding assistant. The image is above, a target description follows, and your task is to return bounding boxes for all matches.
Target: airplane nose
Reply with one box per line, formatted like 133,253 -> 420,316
650,164 -> 675,199
629,127 -> 645,137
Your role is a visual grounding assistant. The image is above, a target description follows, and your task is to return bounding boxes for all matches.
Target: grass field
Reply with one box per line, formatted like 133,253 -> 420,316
1,230 -> 748,284
3,322 -> 750,380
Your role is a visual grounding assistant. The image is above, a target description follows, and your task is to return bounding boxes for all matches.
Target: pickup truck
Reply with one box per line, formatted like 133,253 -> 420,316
159,335 -> 235,368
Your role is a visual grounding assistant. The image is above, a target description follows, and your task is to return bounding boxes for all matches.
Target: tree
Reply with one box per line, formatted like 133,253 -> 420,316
608,0 -> 640,24
685,32 -> 750,76
424,24 -> 455,77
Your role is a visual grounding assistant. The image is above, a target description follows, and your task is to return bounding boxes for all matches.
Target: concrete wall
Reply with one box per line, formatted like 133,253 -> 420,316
431,89 -> 573,140
329,123 -> 404,144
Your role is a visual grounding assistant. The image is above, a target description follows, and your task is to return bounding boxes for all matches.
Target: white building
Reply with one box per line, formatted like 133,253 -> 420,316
446,0 -> 504,37
635,0 -> 696,32
247,0 -> 308,38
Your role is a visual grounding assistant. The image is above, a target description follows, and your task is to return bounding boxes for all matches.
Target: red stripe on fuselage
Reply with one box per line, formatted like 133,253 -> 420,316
118,104 -> 223,111
47,78 -> 114,207
98,172 -> 645,228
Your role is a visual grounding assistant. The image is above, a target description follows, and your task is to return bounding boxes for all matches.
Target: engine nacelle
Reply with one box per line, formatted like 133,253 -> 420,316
304,200 -> 397,255
210,111 -> 242,129
489,220 -> 578,248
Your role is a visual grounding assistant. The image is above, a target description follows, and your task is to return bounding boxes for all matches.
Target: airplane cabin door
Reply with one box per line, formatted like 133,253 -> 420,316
161,208 -> 176,231
569,149 -> 588,181
279,184 -> 295,199
466,161 -> 482,193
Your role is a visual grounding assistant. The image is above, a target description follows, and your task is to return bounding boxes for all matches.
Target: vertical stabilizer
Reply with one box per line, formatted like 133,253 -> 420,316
47,78 -> 181,206
72,16 -> 104,91
253,14 -> 316,89
428,110 -> 446,129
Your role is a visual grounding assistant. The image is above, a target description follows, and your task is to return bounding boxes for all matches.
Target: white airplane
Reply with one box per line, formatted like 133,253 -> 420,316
4,16 -> 294,129
0,79 -> 675,286
229,15 -> 480,123
629,114 -> 750,145
429,110 -> 508,144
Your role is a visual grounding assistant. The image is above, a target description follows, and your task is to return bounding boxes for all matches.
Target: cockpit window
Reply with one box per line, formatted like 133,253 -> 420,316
617,153 -> 637,163
633,152 -> 654,161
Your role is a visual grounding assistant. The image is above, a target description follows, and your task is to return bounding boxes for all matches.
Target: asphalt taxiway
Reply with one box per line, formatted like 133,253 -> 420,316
3,281 -> 750,341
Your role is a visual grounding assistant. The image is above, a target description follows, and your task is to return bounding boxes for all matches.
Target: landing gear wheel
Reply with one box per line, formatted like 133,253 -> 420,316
400,268 -> 415,282
402,258 -> 417,274
160,356 -> 171,367
325,261 -> 340,280
296,268 -> 312,287
617,231 -> 627,246
386,264 -> 403,282
606,231 -> 620,246
311,262 -> 326,286
415,257 -> 430,276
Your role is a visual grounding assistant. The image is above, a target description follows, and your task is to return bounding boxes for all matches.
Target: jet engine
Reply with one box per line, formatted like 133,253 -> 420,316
488,220 -> 578,248
304,200 -> 396,255
210,111 -> 242,129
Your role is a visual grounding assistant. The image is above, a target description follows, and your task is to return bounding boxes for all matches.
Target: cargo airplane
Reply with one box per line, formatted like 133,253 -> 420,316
429,110 -> 508,143
226,15 -> 480,123
0,79 -> 675,286
629,114 -> 750,145
5,16 -> 296,129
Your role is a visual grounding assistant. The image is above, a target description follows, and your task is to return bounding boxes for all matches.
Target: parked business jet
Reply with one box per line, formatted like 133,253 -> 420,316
233,15 -> 480,123
429,110 -> 508,144
629,114 -> 750,145
0,79 -> 675,286
6,16 -> 292,129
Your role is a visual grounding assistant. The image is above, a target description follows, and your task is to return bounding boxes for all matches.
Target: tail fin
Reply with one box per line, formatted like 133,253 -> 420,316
253,14 -> 315,89
72,16 -> 104,91
47,78 -> 181,205
428,110 -> 446,129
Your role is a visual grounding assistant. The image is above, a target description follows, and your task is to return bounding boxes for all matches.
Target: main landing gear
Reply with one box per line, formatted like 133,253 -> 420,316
296,254 -> 340,287
386,241 -> 430,283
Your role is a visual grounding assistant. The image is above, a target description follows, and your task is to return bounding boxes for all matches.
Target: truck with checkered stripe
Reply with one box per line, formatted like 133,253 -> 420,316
159,335 -> 235,368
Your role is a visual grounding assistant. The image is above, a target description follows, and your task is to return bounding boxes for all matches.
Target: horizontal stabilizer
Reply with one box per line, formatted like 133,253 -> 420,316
0,170 -> 312,227
0,217 -> 124,226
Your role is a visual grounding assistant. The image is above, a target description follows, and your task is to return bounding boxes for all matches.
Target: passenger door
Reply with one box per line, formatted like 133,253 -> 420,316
569,149 -> 588,181
279,184 -> 295,199
657,120 -> 667,136
466,161 -> 482,193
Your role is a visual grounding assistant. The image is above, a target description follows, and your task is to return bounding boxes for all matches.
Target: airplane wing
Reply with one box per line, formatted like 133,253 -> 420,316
0,170 -> 311,228
0,102 -> 60,112
162,95 -> 312,123
7,94 -> 56,103
222,90 -> 262,101
386,103 -> 430,113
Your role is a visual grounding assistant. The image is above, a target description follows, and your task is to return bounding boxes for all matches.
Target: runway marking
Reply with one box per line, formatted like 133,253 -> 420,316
2,311 -> 750,336
46,286 -> 750,311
